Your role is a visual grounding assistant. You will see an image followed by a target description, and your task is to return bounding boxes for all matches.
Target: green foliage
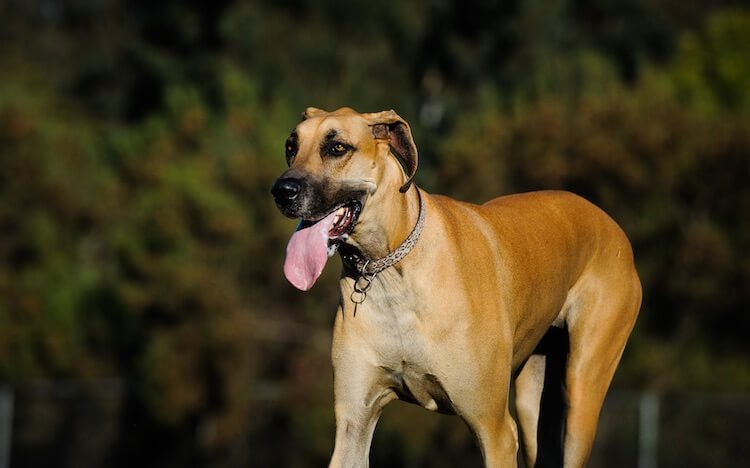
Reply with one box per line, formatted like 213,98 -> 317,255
1,1 -> 749,466
671,9 -> 750,114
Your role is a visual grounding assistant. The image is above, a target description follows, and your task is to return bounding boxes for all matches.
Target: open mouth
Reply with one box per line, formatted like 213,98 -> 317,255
282,199 -> 363,291
327,200 -> 361,241
296,200 -> 362,247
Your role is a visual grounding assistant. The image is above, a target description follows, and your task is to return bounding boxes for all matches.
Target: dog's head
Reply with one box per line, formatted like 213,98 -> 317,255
270,107 -> 418,290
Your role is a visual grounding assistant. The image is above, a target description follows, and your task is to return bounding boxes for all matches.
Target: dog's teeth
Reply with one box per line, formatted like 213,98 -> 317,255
333,207 -> 347,225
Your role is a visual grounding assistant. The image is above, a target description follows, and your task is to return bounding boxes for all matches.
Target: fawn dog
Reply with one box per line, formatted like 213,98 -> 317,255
271,107 -> 641,467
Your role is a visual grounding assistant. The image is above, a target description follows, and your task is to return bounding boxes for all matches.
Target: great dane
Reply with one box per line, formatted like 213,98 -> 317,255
271,107 -> 641,467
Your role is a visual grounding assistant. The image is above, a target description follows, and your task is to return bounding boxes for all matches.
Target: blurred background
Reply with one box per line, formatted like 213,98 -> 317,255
1,0 -> 749,467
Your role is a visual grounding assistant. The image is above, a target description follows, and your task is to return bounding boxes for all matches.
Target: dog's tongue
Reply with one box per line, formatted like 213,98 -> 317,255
283,211 -> 338,291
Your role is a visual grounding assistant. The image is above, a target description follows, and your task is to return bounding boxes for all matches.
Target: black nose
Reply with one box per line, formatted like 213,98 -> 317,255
271,178 -> 302,205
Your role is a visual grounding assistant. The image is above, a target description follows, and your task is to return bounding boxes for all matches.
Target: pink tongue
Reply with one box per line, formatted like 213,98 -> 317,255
283,211 -> 338,290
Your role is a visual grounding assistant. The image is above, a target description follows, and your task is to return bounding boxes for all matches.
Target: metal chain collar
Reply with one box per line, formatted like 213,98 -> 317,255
348,188 -> 425,306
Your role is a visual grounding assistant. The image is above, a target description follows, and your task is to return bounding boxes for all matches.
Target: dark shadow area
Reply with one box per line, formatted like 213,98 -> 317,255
533,326 -> 569,468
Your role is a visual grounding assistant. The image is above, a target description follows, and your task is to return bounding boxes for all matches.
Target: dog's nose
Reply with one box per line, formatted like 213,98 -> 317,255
271,178 -> 302,205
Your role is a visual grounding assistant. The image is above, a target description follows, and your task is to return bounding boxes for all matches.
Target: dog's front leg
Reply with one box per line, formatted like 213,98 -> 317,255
329,341 -> 396,467
328,363 -> 395,468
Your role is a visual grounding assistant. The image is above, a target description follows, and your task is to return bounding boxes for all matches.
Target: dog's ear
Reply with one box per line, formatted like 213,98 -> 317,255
302,107 -> 327,120
363,110 -> 418,193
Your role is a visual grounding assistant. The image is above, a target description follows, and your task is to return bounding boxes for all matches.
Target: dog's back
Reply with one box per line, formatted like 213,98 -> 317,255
425,189 -> 638,360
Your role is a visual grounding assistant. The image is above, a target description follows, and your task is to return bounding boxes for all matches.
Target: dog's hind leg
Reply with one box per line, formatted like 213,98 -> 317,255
562,271 -> 640,468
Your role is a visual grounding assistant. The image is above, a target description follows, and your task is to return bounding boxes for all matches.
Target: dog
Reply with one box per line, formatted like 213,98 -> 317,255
271,107 -> 641,467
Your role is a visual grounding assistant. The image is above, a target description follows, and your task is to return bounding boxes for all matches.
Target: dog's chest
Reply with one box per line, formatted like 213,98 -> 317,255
355,277 -> 456,414
359,275 -> 426,359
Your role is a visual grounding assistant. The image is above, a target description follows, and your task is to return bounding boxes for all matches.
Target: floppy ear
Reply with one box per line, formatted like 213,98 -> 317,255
363,110 -> 418,193
302,107 -> 327,120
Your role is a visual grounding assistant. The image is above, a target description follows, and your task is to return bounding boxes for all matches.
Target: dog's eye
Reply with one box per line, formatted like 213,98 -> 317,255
329,142 -> 350,156
285,138 -> 298,164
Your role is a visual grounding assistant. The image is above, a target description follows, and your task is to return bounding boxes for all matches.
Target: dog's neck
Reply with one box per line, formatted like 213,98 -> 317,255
344,183 -> 422,264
